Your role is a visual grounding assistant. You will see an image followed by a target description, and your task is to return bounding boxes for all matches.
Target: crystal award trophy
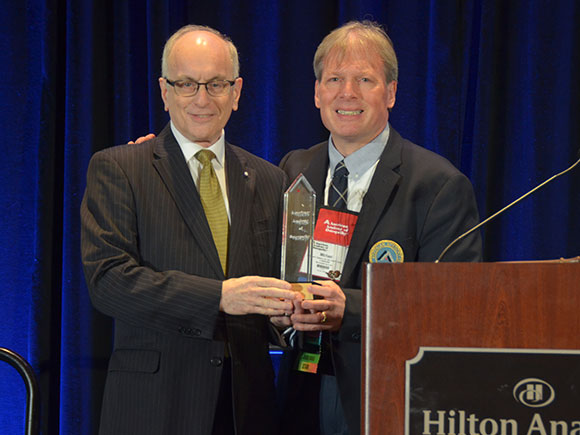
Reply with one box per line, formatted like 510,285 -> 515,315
282,174 -> 322,374
281,174 -> 316,297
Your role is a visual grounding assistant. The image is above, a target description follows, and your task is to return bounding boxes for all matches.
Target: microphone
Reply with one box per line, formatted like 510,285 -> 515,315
435,149 -> 580,263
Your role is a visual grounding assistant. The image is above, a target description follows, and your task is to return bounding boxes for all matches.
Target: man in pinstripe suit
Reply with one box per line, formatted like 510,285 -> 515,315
81,25 -> 296,435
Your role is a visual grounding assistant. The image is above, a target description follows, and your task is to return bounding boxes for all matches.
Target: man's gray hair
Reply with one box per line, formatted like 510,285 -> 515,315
161,24 -> 240,78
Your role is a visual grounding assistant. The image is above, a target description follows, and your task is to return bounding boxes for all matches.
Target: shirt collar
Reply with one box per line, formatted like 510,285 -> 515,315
328,123 -> 390,178
170,121 -> 226,167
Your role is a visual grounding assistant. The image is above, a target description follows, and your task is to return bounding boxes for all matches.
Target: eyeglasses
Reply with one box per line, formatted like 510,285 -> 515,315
164,77 -> 237,97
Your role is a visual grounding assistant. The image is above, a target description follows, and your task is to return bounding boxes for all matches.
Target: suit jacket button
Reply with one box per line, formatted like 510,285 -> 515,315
352,332 -> 361,342
210,357 -> 223,367
193,329 -> 202,336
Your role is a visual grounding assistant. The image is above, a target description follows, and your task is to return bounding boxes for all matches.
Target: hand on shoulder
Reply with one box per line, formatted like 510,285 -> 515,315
128,133 -> 156,144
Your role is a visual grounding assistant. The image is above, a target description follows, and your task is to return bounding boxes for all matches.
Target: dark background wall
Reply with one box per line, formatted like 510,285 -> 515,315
1,1 -> 579,433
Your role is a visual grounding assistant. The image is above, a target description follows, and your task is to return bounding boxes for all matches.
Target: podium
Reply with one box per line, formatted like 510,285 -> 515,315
362,261 -> 580,435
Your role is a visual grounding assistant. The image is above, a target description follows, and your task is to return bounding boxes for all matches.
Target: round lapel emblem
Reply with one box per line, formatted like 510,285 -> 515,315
369,240 -> 404,263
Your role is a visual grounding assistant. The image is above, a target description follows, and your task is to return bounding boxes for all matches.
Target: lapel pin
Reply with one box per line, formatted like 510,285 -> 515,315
369,240 -> 404,263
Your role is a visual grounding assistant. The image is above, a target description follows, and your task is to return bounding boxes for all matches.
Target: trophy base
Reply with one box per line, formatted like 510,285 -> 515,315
290,283 -> 314,300
290,282 -> 320,299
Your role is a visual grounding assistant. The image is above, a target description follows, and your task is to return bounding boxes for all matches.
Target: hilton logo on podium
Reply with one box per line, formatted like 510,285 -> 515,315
421,379 -> 576,435
407,348 -> 580,435
513,378 -> 555,408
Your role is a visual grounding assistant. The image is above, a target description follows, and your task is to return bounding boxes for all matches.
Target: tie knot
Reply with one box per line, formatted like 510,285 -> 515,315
196,149 -> 216,166
334,160 -> 348,177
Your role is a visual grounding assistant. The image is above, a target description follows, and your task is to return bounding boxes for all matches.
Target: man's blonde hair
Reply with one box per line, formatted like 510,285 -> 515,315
313,20 -> 398,84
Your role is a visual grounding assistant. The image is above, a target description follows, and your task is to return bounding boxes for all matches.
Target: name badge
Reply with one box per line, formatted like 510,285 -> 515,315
300,207 -> 358,281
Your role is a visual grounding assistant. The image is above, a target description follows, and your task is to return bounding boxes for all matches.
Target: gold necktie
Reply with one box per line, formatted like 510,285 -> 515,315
196,150 -> 229,275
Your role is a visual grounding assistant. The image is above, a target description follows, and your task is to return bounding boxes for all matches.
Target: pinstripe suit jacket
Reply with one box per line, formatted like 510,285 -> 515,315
81,124 -> 287,435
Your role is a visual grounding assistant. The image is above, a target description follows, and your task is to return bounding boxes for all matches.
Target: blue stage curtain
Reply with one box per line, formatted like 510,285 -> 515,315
1,0 -> 578,433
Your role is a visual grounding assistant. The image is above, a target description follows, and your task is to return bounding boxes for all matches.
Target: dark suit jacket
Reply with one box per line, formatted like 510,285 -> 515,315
81,124 -> 287,435
278,127 -> 482,435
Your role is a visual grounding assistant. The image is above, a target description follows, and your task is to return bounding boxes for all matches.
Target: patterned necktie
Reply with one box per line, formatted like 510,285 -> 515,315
328,160 -> 349,210
196,150 -> 229,274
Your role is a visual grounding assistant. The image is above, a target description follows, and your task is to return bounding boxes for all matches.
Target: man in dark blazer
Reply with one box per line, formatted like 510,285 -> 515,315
273,21 -> 483,435
81,25 -> 296,435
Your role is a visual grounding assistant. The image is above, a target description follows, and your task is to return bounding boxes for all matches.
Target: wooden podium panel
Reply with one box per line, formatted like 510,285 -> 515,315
362,262 -> 580,435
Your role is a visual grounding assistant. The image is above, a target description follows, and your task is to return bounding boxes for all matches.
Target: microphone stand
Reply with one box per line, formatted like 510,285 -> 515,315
435,155 -> 580,263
